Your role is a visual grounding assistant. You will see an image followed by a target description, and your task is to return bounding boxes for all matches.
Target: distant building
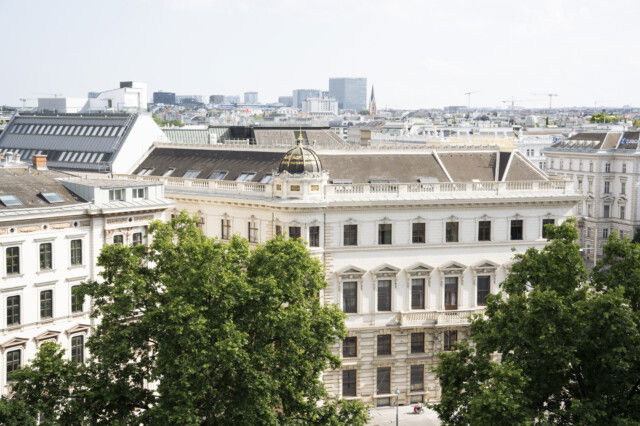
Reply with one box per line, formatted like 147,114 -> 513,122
369,85 -> 377,116
209,95 -> 225,104
153,91 -> 176,105
302,98 -> 338,115
292,89 -> 322,109
38,81 -> 148,113
87,92 -> 100,99
329,78 -> 367,111
224,95 -> 240,104
244,92 -> 259,104
37,98 -> 90,114
278,96 -> 293,107
176,95 -> 204,108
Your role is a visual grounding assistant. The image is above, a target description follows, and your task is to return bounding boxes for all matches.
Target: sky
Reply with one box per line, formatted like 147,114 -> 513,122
1,0 -> 639,109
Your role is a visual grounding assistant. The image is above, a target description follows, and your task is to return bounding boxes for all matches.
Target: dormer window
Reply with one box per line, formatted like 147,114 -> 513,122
132,188 -> 147,199
208,170 -> 228,180
137,168 -> 154,176
0,195 -> 22,207
109,189 -> 125,201
236,172 -> 256,182
183,170 -> 201,179
40,192 -> 64,203
162,168 -> 175,177
259,174 -> 273,184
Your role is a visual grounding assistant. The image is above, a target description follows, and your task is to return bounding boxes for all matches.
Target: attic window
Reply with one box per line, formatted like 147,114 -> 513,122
183,170 -> 201,179
0,195 -> 22,207
208,170 -> 228,180
162,168 -> 175,177
236,172 -> 256,182
260,174 -> 273,184
137,168 -> 154,176
331,179 -> 352,184
40,192 -> 65,203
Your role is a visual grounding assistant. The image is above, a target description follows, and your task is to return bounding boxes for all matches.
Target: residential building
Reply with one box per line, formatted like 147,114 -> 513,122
329,78 -> 367,111
244,92 -> 258,104
514,127 -> 565,170
302,98 -> 338,116
153,91 -> 177,105
209,95 -> 225,105
0,153 -> 172,393
108,141 -> 579,405
38,82 -> 149,114
277,96 -> 293,107
292,89 -> 322,109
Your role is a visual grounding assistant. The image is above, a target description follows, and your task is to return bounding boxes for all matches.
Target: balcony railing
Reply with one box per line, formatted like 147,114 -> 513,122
399,308 -> 485,326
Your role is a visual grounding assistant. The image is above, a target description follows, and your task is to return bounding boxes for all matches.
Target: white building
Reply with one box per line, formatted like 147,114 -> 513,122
0,153 -> 172,392
544,130 -> 640,266
302,98 -> 338,116
107,141 -> 579,405
514,127 -> 566,170
37,81 -> 148,114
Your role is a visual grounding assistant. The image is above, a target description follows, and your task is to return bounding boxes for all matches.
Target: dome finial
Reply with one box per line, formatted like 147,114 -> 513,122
297,129 -> 303,146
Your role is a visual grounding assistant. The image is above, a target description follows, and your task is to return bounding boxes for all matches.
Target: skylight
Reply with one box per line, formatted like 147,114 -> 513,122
235,172 -> 256,182
208,170 -> 228,180
259,174 -> 273,183
40,192 -> 65,203
0,195 -> 22,207
183,170 -> 201,179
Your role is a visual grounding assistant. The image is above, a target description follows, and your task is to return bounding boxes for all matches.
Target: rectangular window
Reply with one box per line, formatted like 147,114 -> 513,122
410,332 -> 425,353
410,365 -> 425,391
412,222 -> 425,243
378,223 -> 392,245
542,219 -> 555,239
71,335 -> 84,363
477,275 -> 491,306
132,232 -> 143,246
342,370 -> 357,397
444,277 -> 458,310
288,226 -> 301,239
377,334 -> 391,356
183,170 -> 201,179
39,242 -> 53,270
343,282 -> 357,313
235,172 -> 256,182
40,290 -> 53,319
275,225 -> 282,236
621,182 -> 626,195
70,239 -> 82,265
376,367 -> 391,394
604,181 -> 610,193
71,286 -> 83,313
343,224 -> 358,246
411,278 -> 425,310
623,163 -> 627,173
109,188 -> 125,201
309,226 -> 320,247
603,205 -> 610,218
510,220 -> 523,240
248,222 -> 258,243
621,206 -> 626,220
603,228 -> 609,239
221,219 -> 231,240
113,235 -> 124,245
342,336 -> 357,358
605,163 -> 611,173
6,246 -> 20,274
377,280 -> 392,311
132,188 -> 147,199
7,295 -> 20,326
443,330 -> 458,351
446,221 -> 459,242
6,350 -> 20,380
478,220 -> 491,241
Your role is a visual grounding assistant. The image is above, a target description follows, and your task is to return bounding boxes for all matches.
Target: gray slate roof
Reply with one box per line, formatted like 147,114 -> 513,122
0,168 -> 85,210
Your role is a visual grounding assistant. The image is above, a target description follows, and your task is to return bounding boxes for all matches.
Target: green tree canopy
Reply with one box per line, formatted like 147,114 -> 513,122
152,114 -> 184,127
0,213 -> 367,425
590,112 -> 622,123
433,220 -> 640,425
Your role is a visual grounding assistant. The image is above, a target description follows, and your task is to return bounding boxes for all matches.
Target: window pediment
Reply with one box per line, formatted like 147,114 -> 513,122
337,265 -> 366,280
472,260 -> 498,274
372,264 -> 400,278
1,337 -> 28,350
406,262 -> 434,278
35,330 -> 61,344
440,261 -> 466,275
65,324 -> 91,336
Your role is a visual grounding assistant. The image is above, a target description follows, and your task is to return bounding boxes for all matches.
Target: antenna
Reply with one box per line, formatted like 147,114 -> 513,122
464,91 -> 479,109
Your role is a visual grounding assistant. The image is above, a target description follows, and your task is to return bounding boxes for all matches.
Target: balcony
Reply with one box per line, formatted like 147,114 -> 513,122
398,308 -> 485,327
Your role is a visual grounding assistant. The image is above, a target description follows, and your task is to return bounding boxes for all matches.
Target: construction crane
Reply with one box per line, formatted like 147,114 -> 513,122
464,91 -> 478,109
501,97 -> 532,112
533,92 -> 558,109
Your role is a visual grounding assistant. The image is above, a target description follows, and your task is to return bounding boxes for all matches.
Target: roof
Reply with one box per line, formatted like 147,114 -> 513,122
550,131 -> 640,151
163,128 -> 211,144
0,167 -> 85,210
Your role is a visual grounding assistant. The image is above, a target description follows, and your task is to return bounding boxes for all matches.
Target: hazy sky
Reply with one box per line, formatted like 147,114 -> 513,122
1,0 -> 638,109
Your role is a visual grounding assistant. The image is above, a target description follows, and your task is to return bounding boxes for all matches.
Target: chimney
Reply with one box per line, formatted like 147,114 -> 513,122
32,154 -> 48,170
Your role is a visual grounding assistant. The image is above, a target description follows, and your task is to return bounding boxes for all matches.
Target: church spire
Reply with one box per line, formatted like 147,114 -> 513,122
369,85 -> 377,117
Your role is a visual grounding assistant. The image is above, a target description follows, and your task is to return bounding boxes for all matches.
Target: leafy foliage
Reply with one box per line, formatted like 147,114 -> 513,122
152,114 -> 184,127
1,213 -> 367,425
590,112 -> 622,123
433,220 -> 640,425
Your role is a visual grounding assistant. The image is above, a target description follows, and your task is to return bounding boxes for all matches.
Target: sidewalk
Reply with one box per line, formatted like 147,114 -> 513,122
366,405 -> 441,425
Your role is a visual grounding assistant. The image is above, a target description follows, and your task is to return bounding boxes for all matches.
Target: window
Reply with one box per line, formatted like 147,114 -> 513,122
137,168 -> 154,176
288,226 -> 301,239
343,336 -> 357,358
39,242 -> 53,270
132,188 -> 147,199
621,205 -> 626,220
70,239 -> 82,265
40,290 -> 53,319
132,232 -> 143,246
376,367 -> 391,394
603,228 -> 609,239
71,286 -> 83,313
343,282 -> 357,313
378,223 -> 392,245
208,170 -> 228,180
6,350 -> 20,380
342,370 -> 357,397
248,222 -> 258,243
510,219 -> 523,240
0,195 -> 22,207
443,330 -> 458,351
343,224 -> 358,246
183,170 -> 201,179
577,179 -> 582,190
259,174 -> 273,184
620,230 -> 625,239
444,277 -> 458,310
477,275 -> 491,306
109,188 -> 125,201
113,235 -> 124,245
411,278 -> 425,310
604,181 -> 610,194
605,162 -> 611,173
603,205 -> 610,218
309,226 -> 320,247
412,222 -> 425,243
275,225 -> 282,236
162,168 -> 175,177
410,365 -> 425,391
377,334 -> 391,356
377,280 -> 392,311
542,219 -> 555,239
7,295 -> 20,326
623,163 -> 627,173
235,172 -> 256,182
446,221 -> 459,242
621,182 -> 626,195
221,219 -> 231,240
71,335 -> 84,363
478,220 -> 491,241
410,332 -> 425,353
6,246 -> 20,274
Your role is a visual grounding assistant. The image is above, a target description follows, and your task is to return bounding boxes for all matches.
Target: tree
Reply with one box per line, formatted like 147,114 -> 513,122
357,110 -> 369,115
152,114 -> 184,127
1,213 -> 367,424
433,220 -> 640,425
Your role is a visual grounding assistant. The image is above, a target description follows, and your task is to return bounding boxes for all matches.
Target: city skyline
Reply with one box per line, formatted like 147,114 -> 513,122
1,0 -> 639,109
